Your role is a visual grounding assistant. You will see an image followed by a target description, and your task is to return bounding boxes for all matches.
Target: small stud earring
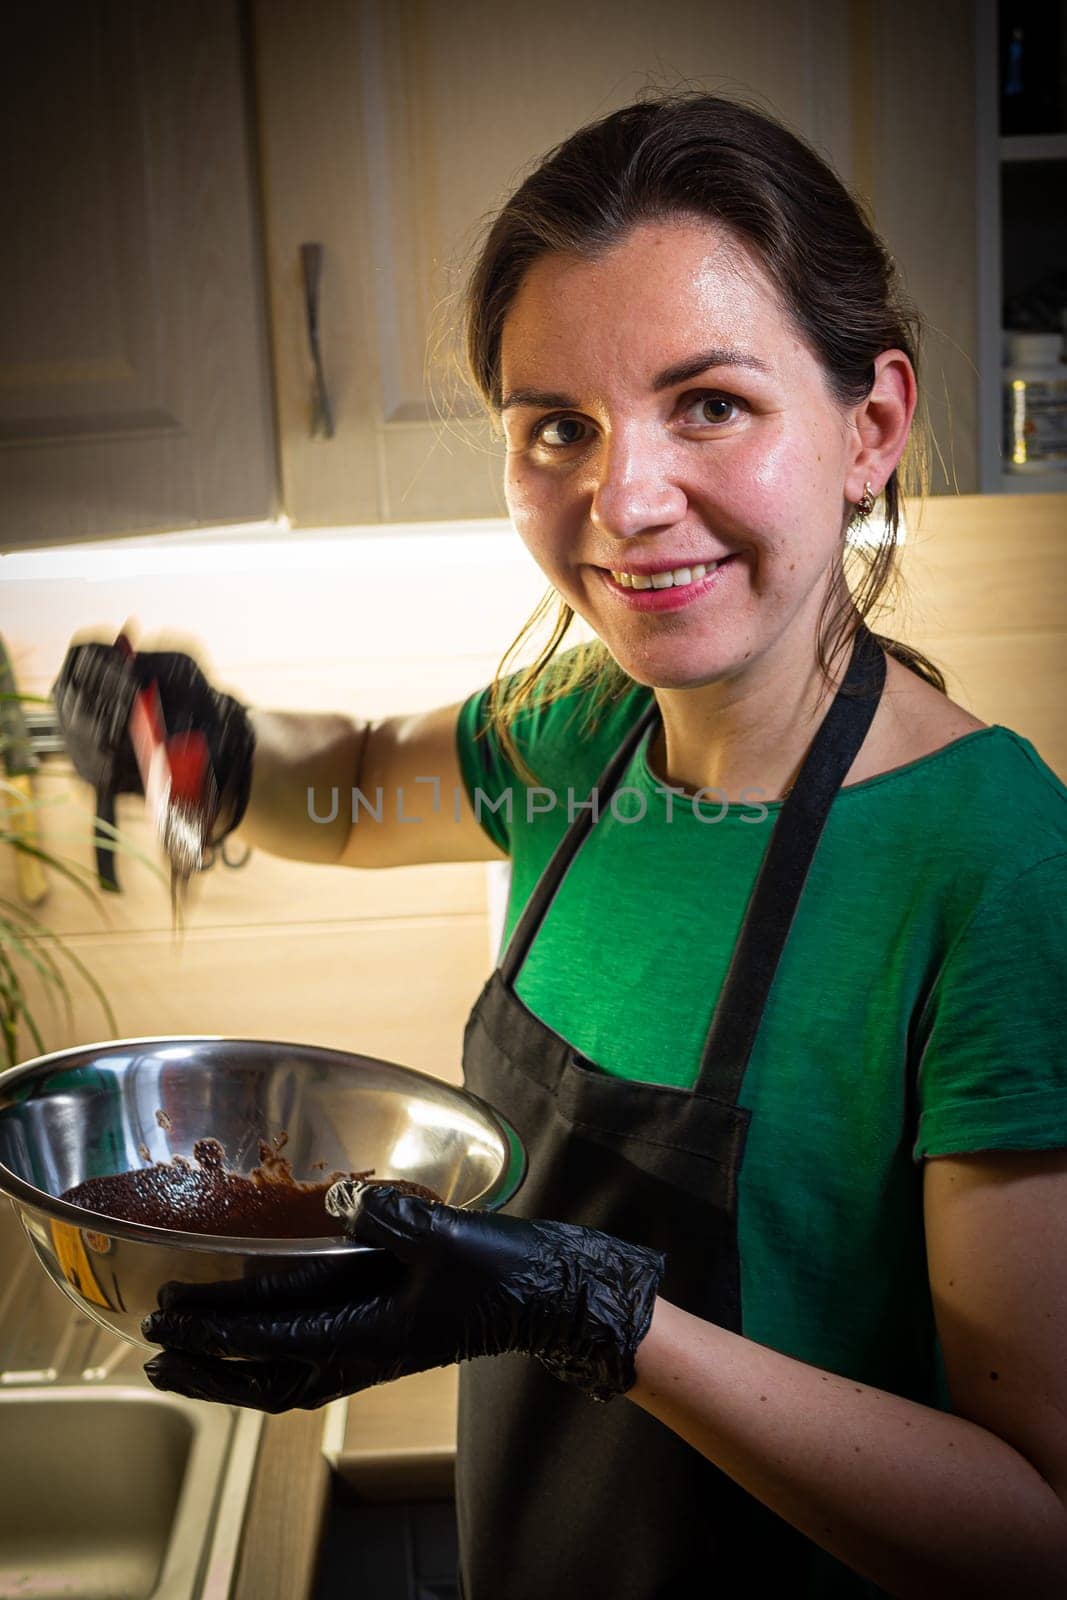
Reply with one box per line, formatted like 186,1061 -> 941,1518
857,482 -> 876,517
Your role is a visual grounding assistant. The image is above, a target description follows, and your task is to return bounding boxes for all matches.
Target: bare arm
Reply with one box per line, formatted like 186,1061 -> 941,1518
627,1150 -> 1067,1598
236,702 -> 508,868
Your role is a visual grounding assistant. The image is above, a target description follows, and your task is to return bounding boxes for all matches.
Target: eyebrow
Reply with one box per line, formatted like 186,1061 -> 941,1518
499,346 -> 773,412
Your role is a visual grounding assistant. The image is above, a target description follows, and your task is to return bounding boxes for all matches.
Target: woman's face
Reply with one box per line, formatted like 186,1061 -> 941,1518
499,220 -> 877,690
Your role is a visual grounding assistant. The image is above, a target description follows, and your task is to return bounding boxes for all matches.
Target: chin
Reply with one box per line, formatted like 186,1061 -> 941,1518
605,644 -> 739,693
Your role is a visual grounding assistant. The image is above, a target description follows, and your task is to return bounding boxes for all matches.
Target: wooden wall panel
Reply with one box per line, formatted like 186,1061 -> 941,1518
12,915 -> 488,1081
895,493 -> 1066,635
910,632 -> 1066,778
1,524 -> 546,703
0,527 -> 538,1066
8,771 -> 486,940
889,493 -> 1067,778
3,492 -> 1062,1068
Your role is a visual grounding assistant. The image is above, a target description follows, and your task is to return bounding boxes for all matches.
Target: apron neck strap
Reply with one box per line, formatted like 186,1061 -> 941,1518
694,623 -> 885,1097
499,623 -> 887,1081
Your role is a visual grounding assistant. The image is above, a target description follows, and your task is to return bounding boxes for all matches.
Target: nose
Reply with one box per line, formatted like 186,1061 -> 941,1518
588,429 -> 688,541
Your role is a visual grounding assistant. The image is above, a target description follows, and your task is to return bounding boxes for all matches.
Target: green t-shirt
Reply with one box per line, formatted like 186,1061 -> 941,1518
455,654 -> 1067,1491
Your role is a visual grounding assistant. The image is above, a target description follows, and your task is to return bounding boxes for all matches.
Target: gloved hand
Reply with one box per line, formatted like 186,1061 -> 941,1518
52,641 -> 255,842
141,1181 -> 665,1413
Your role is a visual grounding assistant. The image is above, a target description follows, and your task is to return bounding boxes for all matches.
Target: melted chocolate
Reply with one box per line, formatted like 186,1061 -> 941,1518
61,1137 -> 443,1239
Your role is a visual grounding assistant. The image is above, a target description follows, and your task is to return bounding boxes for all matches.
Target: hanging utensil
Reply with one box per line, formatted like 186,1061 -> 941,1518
114,633 -> 218,923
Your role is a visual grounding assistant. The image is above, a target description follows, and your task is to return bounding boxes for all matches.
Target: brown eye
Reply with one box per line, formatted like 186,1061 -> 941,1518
536,416 -> 588,447
699,396 -> 736,423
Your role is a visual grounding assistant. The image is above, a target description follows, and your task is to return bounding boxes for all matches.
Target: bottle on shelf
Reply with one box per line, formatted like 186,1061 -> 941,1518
1002,329 -> 1067,473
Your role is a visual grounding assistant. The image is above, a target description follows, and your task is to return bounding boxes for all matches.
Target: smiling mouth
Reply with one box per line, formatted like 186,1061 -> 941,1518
608,558 -> 732,590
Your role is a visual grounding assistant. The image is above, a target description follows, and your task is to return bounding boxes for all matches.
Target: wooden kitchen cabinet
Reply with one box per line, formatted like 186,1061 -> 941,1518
0,0 -> 277,549
0,0 -> 986,549
253,0 -> 854,527
252,0 -> 982,526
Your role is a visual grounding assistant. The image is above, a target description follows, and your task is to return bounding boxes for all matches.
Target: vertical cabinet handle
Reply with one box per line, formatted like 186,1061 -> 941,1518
301,242 -> 335,439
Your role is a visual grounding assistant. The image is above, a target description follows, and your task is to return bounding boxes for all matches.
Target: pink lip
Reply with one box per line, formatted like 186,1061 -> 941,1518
598,554 -> 738,611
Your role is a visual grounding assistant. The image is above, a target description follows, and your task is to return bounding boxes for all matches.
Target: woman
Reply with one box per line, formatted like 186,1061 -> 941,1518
54,95 -> 1067,1597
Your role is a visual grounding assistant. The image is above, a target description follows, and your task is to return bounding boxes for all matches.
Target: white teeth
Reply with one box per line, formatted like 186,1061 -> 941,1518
611,561 -> 718,590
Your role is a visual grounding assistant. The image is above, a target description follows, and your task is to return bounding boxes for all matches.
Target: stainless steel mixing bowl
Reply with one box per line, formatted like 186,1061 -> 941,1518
0,1036 -> 526,1348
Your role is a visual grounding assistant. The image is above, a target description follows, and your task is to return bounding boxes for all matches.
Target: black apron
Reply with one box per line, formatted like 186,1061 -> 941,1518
458,625 -> 888,1599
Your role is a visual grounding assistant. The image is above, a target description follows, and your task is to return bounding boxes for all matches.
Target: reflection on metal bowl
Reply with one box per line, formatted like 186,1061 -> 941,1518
0,1036 -> 526,1347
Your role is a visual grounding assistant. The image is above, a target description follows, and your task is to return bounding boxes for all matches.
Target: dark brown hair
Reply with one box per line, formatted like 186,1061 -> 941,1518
462,92 -> 944,775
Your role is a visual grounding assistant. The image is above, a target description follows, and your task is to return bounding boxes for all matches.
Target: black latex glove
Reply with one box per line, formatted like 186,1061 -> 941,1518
52,641 -> 255,841
141,1181 -> 665,1413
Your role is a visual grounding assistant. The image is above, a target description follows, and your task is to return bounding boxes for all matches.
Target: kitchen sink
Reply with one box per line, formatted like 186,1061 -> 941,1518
0,1211 -> 263,1600
0,1383 -> 260,1600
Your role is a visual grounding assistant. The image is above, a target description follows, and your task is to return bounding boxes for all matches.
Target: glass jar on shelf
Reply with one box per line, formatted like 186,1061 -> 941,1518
1002,329 -> 1067,473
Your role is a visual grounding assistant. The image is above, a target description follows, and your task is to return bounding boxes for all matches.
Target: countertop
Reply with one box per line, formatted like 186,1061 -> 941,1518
333,1365 -> 458,1499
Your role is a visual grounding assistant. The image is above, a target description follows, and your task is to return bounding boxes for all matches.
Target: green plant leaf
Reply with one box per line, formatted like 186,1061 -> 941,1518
0,784 -> 169,886
21,1002 -> 46,1061
0,896 -> 116,1053
0,898 -> 72,988
0,764 -> 143,1056
0,828 -> 115,908
51,943 -> 117,1039
0,948 -> 48,1067
0,905 -> 75,1033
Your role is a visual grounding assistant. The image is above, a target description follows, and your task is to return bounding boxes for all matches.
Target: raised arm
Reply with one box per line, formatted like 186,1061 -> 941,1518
242,701 -> 508,868
52,641 -> 507,872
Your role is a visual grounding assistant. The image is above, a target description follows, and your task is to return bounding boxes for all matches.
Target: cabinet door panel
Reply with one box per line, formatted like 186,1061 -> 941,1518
255,0 -> 854,526
0,1 -> 276,547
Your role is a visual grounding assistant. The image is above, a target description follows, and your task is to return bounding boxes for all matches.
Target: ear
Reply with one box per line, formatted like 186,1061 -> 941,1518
844,349 -> 917,503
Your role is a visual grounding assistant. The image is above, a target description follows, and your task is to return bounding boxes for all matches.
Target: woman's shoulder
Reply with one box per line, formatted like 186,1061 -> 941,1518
852,656 -> 1067,867
849,656 -> 989,786
860,658 -> 1060,787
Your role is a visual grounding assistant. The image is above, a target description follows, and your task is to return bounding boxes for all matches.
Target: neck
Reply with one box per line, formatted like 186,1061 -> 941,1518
646,625 -> 860,806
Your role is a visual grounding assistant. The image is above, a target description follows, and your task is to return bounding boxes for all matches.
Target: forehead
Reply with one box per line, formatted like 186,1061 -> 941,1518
499,220 -> 796,387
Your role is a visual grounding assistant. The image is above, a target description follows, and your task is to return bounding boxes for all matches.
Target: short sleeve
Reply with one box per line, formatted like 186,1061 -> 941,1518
913,851 -> 1067,1159
455,685 -> 515,854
